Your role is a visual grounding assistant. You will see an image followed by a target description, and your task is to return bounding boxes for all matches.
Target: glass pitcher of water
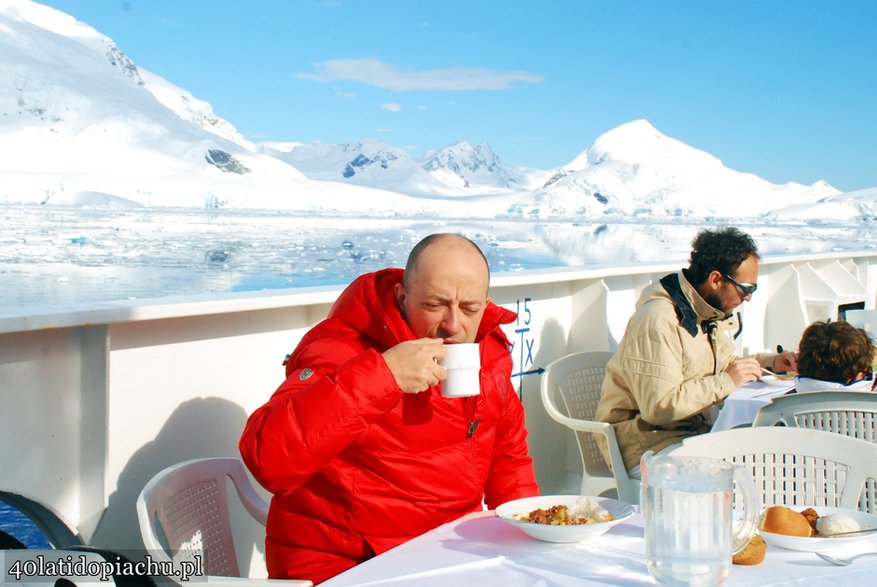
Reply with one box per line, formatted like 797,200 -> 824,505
641,452 -> 759,586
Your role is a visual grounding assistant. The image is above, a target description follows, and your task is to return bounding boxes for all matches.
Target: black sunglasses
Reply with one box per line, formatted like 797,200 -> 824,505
724,274 -> 757,296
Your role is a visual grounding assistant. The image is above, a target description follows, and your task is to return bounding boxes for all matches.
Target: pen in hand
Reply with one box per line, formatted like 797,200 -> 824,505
773,344 -> 798,377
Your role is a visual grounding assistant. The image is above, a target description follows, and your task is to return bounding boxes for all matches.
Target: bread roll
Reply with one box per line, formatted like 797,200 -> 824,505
760,505 -> 814,537
733,534 -> 767,565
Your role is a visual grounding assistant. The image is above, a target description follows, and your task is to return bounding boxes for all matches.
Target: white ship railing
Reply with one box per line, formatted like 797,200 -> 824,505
1,251 -> 875,573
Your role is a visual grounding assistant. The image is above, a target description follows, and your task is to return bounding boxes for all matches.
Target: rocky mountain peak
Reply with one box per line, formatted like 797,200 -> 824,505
420,140 -> 515,189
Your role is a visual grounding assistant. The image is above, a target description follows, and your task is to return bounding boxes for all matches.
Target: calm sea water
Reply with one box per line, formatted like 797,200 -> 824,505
0,500 -> 50,548
1,205 -> 872,311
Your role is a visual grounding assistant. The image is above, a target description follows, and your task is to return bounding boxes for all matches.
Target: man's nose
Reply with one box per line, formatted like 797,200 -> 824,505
442,307 -> 462,334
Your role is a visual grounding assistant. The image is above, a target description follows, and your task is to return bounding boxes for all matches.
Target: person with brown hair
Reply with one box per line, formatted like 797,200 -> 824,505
795,319 -> 877,392
596,227 -> 797,473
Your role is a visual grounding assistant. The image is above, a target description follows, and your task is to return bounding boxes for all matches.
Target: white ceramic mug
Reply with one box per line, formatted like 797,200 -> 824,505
439,343 -> 481,398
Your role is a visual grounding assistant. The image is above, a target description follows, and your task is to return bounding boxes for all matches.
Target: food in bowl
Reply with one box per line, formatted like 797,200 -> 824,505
760,506 -> 814,537
513,496 -> 613,526
496,495 -> 634,543
760,505 -> 867,537
816,513 -> 862,536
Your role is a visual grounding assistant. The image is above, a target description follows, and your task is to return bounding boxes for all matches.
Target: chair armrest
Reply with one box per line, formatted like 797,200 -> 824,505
540,381 -> 636,501
562,419 -> 635,499
234,483 -> 270,526
229,461 -> 270,526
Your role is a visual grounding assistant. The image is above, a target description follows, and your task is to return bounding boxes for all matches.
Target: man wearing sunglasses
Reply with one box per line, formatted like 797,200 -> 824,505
596,227 -> 798,474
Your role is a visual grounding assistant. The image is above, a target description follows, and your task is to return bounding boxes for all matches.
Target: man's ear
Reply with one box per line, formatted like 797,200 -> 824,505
394,282 -> 406,308
706,270 -> 724,291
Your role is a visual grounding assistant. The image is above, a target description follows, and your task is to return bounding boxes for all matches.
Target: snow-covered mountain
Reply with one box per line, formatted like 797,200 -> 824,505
419,141 -> 541,192
770,186 -> 877,222
261,138 -> 546,198
0,0 -> 422,212
265,138 -> 458,198
524,120 -> 842,219
0,0 -> 873,223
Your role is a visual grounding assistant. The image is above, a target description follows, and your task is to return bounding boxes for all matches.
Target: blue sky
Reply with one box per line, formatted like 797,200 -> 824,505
37,0 -> 877,192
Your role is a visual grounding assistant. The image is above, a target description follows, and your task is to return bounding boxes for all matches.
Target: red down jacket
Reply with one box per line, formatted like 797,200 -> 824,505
239,268 -> 538,583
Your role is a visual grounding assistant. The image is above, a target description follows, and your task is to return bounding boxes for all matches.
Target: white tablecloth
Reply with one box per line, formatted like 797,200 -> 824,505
321,510 -> 877,586
712,380 -> 795,432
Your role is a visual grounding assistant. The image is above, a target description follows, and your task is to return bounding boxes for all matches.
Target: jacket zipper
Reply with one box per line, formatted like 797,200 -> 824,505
705,321 -> 718,375
466,396 -> 480,438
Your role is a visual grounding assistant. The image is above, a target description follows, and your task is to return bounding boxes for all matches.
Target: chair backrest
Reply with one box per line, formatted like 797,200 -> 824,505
136,457 -> 311,585
752,390 -> 877,442
663,427 -> 877,513
540,351 -> 639,504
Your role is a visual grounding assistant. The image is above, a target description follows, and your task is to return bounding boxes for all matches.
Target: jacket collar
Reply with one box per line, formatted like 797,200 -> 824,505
660,270 -> 727,337
794,376 -> 875,393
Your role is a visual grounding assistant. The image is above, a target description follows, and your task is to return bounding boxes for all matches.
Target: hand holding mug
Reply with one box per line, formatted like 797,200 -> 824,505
383,338 -> 447,394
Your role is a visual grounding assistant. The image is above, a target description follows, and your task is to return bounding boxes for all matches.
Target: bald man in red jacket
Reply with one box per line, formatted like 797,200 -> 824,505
240,233 -> 539,584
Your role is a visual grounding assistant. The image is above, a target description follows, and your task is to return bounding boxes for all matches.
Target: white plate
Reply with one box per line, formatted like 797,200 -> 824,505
758,507 -> 877,552
758,374 -> 795,386
495,495 -> 634,543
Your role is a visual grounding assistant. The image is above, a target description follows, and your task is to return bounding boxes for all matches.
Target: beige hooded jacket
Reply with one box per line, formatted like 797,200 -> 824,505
596,270 -> 774,471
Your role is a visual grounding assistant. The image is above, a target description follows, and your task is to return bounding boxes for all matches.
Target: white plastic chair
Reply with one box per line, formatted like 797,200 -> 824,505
663,427 -> 877,513
540,351 -> 640,504
136,457 -> 312,586
752,390 -> 877,442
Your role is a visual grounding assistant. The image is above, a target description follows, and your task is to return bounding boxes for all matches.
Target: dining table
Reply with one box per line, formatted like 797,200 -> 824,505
711,378 -> 795,432
320,509 -> 877,586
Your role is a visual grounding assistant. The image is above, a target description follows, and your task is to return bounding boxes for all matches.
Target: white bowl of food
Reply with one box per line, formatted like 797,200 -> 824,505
758,505 -> 877,552
495,495 -> 634,543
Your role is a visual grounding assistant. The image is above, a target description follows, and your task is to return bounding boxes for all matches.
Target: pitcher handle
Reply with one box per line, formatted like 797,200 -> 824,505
730,465 -> 760,554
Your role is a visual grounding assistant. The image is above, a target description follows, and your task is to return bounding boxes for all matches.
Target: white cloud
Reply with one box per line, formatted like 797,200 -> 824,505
332,85 -> 356,99
381,102 -> 401,112
297,57 -> 544,91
